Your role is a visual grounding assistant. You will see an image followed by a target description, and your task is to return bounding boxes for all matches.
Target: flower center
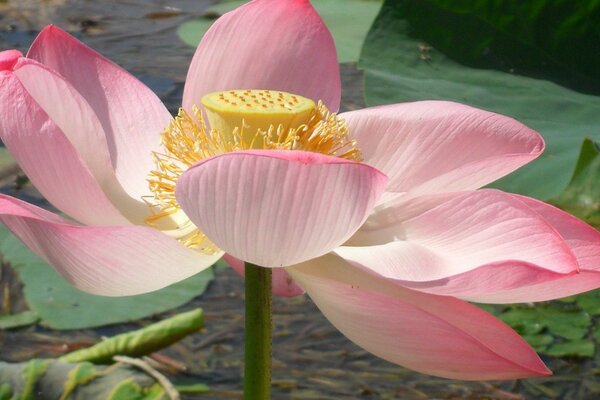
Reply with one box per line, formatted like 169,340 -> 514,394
145,89 -> 361,253
202,89 -> 316,145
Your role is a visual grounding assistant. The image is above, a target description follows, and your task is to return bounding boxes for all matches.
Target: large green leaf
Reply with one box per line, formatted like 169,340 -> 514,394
0,225 -> 214,330
549,138 -> 600,229
360,0 -> 600,199
389,1 -> 600,95
177,0 -> 383,63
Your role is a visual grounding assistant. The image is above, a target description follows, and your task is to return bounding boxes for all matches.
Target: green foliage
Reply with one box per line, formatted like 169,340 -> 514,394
60,308 -> 203,364
0,225 -> 214,329
0,311 -> 39,330
0,310 -> 207,399
389,0 -> 600,95
360,0 -> 600,200
0,383 -> 12,400
550,138 -> 600,229
481,290 -> 600,358
177,0 -> 383,63
175,383 -> 210,394
0,361 -> 168,400
545,340 -> 596,358
60,362 -> 97,400
19,360 -> 51,400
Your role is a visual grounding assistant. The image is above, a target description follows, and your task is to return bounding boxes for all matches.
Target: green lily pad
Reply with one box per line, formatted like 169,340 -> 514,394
539,308 -> 591,340
549,138 -> 600,228
0,225 -> 215,330
360,0 -> 600,199
0,310 -> 39,330
497,308 -> 545,335
545,339 -> 596,358
521,334 -> 554,353
578,291 -> 600,317
177,0 -> 383,63
379,1 -> 600,95
481,299 -> 600,358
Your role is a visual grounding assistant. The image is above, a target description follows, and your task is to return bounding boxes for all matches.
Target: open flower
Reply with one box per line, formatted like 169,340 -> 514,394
1,0 -> 599,380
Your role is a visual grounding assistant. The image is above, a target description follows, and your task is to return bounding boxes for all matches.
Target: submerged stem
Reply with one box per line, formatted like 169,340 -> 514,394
244,262 -> 272,400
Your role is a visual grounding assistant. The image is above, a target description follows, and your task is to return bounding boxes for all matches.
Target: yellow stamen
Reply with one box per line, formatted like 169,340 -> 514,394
145,89 -> 362,253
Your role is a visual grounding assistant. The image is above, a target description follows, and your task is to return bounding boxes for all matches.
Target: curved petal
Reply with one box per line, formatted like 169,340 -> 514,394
0,49 -> 22,70
183,0 -> 340,112
0,195 -> 222,296
342,101 -> 543,203
8,57 -> 151,224
223,254 -> 304,297
336,190 -> 578,290
176,150 -> 387,267
0,68 -> 129,226
473,196 -> 600,303
288,255 -> 550,380
28,25 -> 172,200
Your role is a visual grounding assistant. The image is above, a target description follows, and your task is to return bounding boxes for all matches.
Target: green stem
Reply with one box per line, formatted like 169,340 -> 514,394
244,262 -> 272,400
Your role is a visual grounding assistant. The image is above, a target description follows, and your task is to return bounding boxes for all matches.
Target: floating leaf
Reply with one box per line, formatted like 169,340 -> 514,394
0,310 -> 39,330
177,0 -> 383,63
521,334 -> 553,353
382,1 -> 600,95
60,308 -> 203,364
480,299 -> 599,357
0,225 -> 214,329
549,138 -> 600,228
539,308 -> 591,340
545,340 -> 596,358
360,0 -> 600,199
497,308 -> 545,335
575,292 -> 600,317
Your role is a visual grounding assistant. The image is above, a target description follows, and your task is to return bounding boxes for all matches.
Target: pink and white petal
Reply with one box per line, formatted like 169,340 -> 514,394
349,191 -> 465,245
342,101 -> 543,202
176,150 -> 387,267
0,49 -> 21,70
0,195 -> 223,296
288,255 -> 550,380
28,25 -> 172,199
335,190 -> 578,286
0,70 -> 129,226
474,196 -> 600,303
223,254 -> 305,297
183,0 -> 340,112
10,58 -> 150,224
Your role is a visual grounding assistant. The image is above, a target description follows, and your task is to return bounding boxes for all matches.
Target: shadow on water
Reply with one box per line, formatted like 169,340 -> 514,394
0,1 -> 599,399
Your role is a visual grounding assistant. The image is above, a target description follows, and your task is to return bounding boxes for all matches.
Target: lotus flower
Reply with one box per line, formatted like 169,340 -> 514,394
1,0 -> 599,380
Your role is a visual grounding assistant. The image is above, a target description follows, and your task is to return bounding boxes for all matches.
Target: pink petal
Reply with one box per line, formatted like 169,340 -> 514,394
7,57 -> 151,224
288,255 -> 550,380
475,196 -> 600,303
336,190 -> 578,294
28,26 -> 172,200
0,67 -> 130,226
223,254 -> 305,297
342,101 -> 543,201
0,195 -> 222,296
182,0 -> 340,112
176,150 -> 387,267
0,49 -> 22,70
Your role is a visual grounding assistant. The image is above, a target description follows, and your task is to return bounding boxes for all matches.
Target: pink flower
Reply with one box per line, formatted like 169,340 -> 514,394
1,0 -> 599,380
